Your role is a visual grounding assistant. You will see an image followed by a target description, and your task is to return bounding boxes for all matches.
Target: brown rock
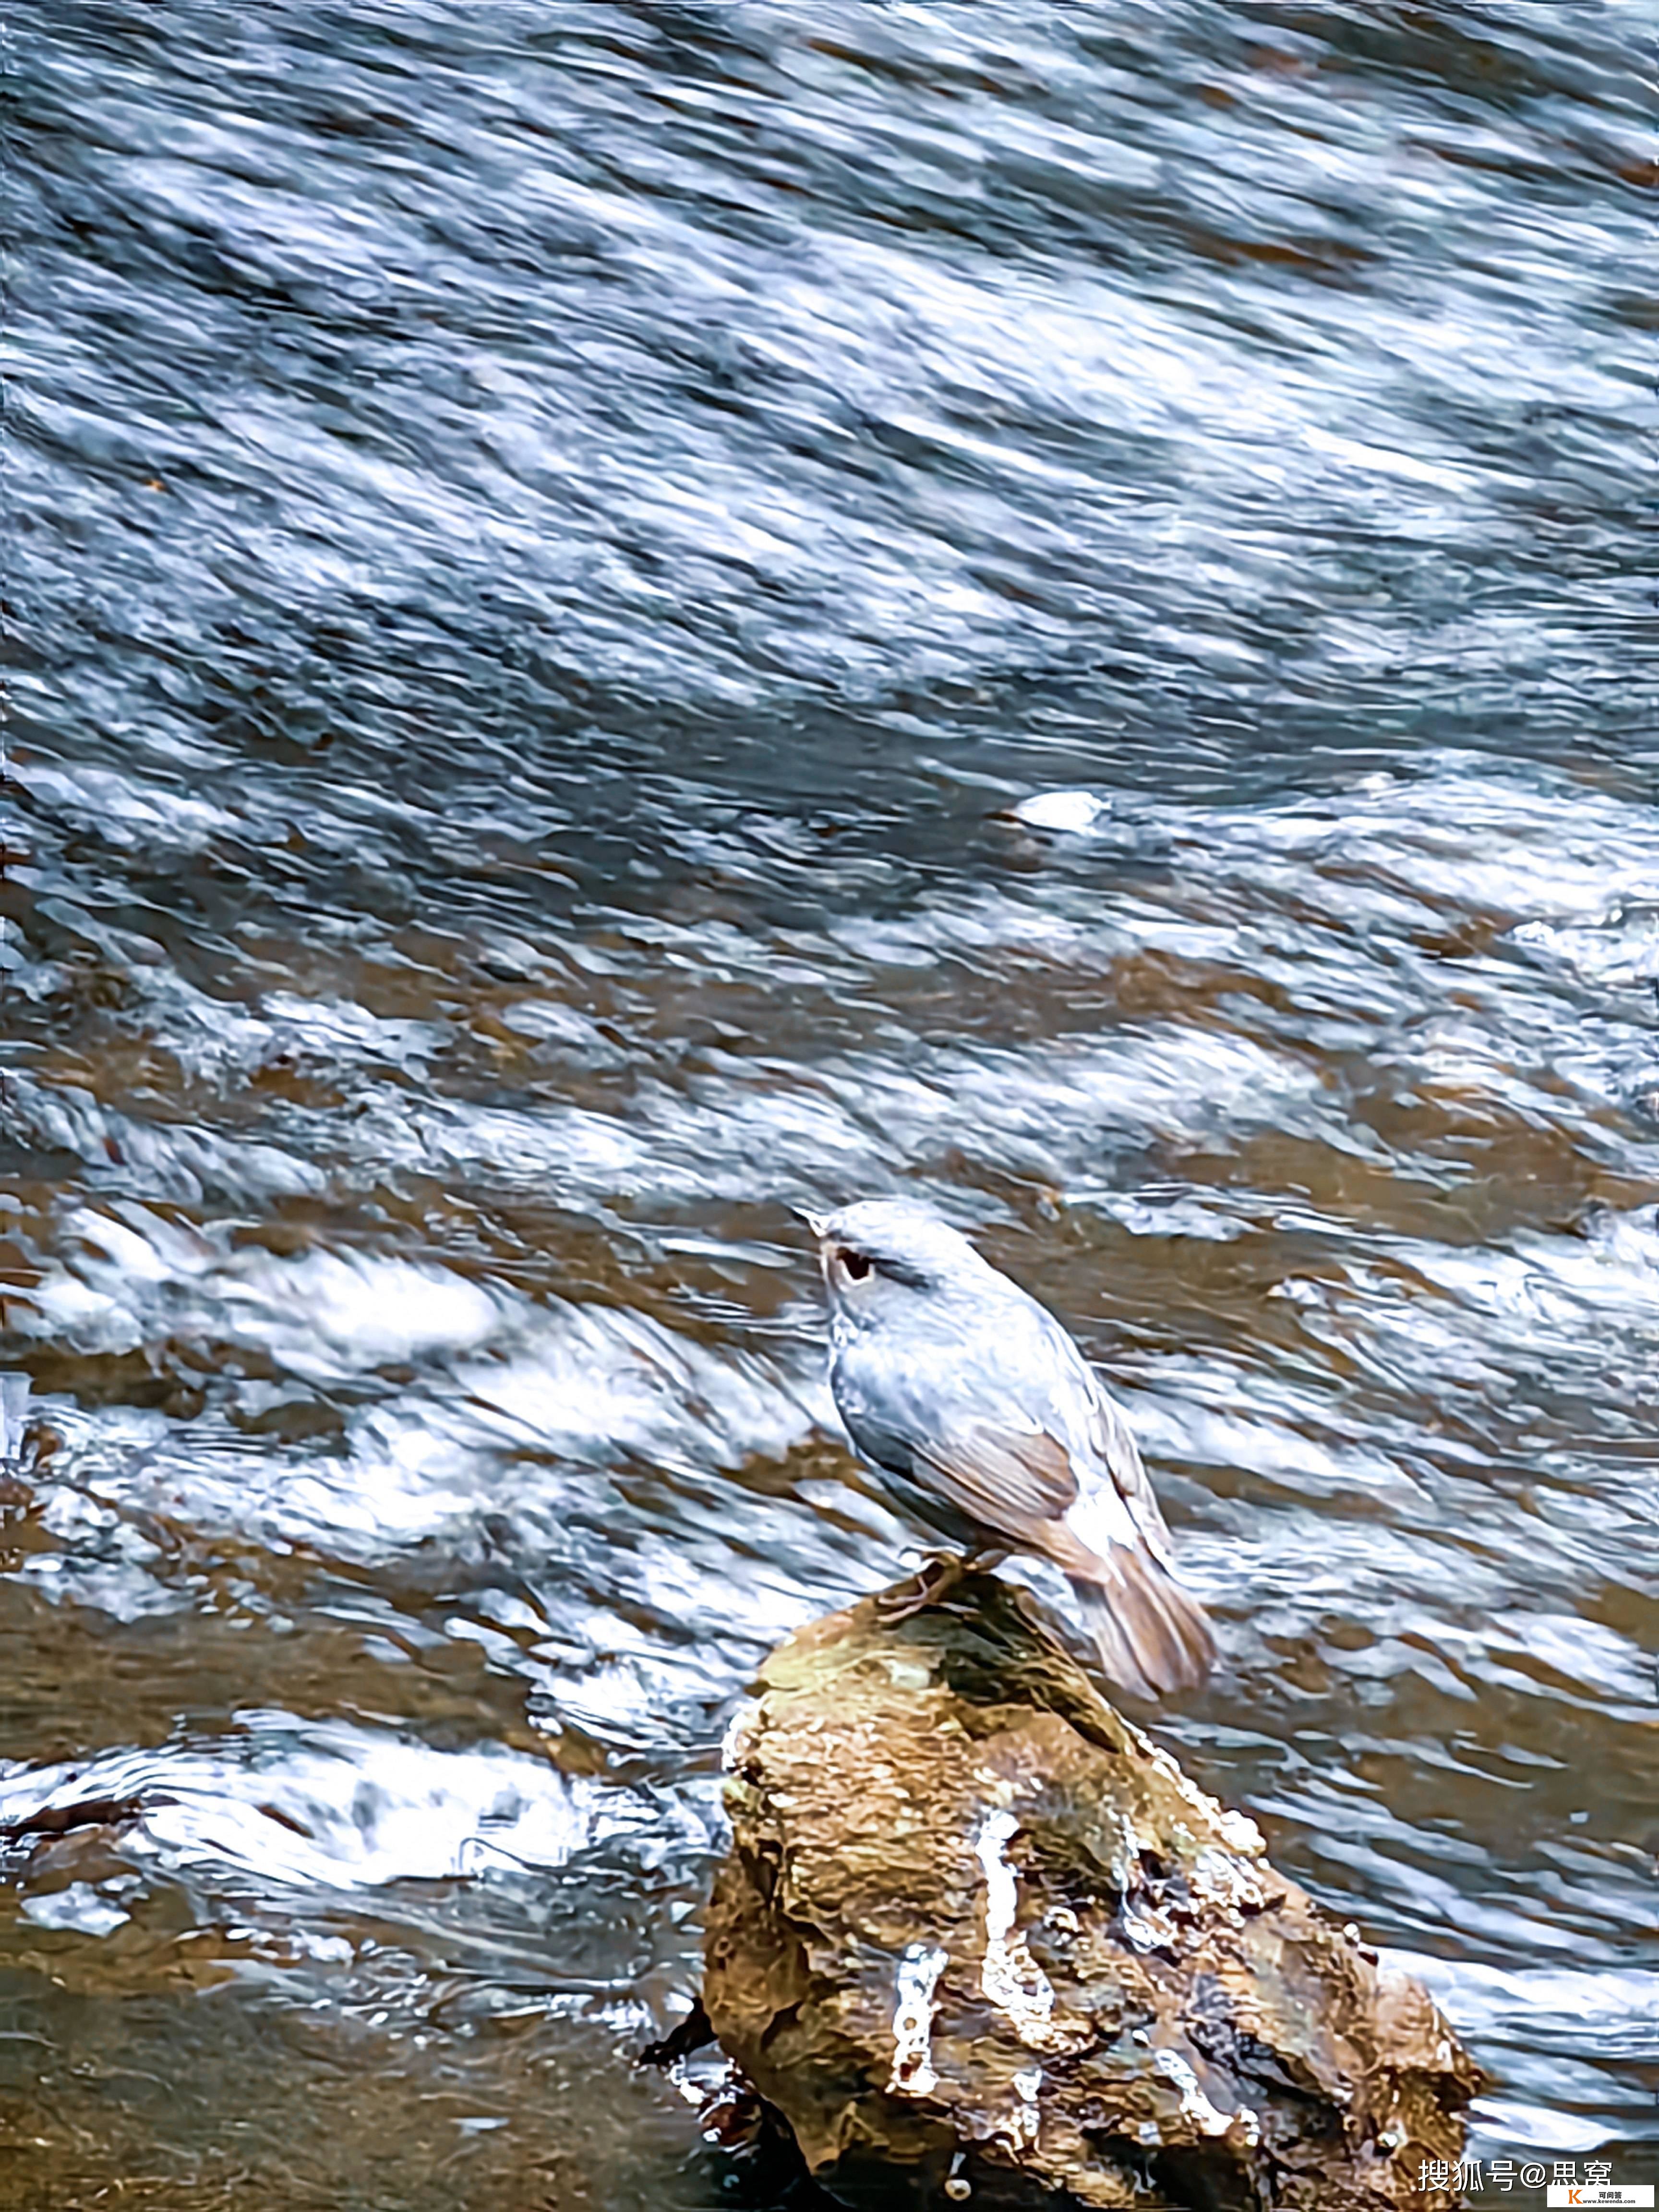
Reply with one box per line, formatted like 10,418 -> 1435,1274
703,1573 -> 1481,2211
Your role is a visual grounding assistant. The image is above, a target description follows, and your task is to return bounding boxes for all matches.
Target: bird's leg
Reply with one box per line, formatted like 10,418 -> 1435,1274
873,1545 -> 1010,1624
873,1550 -> 970,1623
925,1546 -> 1011,1620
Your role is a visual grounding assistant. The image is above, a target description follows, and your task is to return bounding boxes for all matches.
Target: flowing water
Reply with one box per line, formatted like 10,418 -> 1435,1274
3,3 -> 1656,2204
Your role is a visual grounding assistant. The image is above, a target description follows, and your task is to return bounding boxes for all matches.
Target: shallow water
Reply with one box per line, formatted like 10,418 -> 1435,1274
3,2 -> 1656,2203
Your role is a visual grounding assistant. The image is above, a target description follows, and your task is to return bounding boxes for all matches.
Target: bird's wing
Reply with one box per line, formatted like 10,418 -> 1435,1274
912,1398 -> 1211,1695
833,1304 -> 1212,1695
834,1294 -> 1169,1559
1077,1374 -> 1177,1569
908,1417 -> 1078,1540
1027,1358 -> 1211,1695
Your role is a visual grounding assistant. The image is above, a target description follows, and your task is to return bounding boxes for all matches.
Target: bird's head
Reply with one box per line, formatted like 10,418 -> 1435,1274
800,1198 -> 992,1333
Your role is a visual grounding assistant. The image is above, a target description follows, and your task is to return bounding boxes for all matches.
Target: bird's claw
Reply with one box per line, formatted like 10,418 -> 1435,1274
872,1548 -> 1008,1625
872,1552 -> 968,1623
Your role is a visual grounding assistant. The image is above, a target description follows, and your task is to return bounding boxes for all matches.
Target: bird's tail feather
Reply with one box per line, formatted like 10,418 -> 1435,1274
1066,1547 -> 1214,1701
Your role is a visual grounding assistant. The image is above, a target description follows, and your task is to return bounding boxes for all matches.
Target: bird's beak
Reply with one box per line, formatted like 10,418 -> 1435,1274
792,1206 -> 828,1240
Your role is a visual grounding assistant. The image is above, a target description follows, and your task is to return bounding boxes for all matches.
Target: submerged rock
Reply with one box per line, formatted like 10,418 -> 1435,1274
703,1573 -> 1480,2211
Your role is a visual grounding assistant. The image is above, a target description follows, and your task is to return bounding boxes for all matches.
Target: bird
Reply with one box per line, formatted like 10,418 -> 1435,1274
805,1197 -> 1214,1700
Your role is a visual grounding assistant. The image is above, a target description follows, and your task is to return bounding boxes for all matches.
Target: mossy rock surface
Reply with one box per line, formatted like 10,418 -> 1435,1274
704,1573 -> 1480,2212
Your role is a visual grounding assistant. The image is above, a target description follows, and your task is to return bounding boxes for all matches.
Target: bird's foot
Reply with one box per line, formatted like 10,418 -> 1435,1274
874,1551 -> 967,1623
873,1548 -> 1009,1625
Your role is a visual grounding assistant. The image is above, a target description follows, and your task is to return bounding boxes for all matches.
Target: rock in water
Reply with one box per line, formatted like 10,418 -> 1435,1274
704,1573 -> 1481,2211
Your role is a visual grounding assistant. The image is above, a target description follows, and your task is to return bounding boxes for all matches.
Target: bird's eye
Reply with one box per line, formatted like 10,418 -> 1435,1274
840,1248 -> 873,1281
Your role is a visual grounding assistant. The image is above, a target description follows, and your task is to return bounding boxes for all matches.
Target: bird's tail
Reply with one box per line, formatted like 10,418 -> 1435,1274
1065,1547 -> 1215,1701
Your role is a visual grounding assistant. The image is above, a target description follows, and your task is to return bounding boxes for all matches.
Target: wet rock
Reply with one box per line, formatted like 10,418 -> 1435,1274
704,1573 -> 1481,2212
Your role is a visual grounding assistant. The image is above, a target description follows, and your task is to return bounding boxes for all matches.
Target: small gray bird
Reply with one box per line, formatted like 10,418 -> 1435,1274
808,1198 -> 1214,1700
